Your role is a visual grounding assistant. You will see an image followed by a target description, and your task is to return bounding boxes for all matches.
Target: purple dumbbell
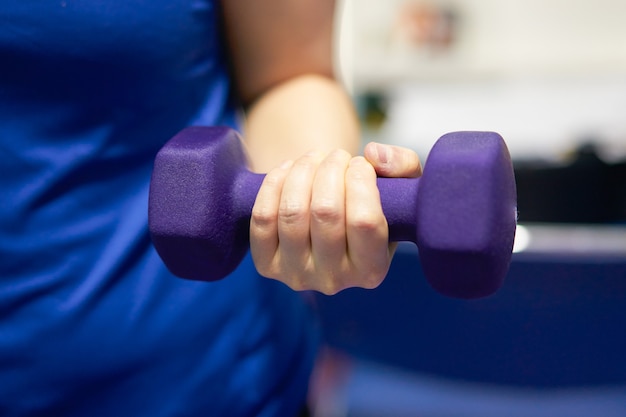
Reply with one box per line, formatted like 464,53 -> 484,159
149,126 -> 517,299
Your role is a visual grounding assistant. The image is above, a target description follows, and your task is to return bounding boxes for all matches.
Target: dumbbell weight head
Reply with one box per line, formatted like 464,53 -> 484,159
371,132 -> 516,298
149,127 -> 517,299
415,132 -> 516,298
149,126 -> 262,281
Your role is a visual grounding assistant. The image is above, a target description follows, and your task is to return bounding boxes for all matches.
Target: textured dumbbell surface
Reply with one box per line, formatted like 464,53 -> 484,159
149,126 -> 517,299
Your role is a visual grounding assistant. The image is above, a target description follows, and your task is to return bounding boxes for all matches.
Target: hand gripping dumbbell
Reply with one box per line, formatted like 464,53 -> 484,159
148,126 -> 517,299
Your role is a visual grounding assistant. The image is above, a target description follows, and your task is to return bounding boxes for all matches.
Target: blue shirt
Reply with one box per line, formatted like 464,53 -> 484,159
0,1 -> 317,415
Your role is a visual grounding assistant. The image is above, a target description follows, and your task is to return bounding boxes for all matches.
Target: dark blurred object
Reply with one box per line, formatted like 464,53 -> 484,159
515,142 -> 626,223
356,91 -> 388,130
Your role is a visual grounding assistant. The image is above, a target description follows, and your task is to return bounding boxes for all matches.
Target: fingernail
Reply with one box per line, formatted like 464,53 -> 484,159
375,143 -> 391,165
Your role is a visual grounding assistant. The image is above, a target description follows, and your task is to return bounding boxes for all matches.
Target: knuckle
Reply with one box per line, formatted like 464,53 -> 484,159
251,205 -> 276,228
278,200 -> 308,225
325,149 -> 351,165
286,279 -> 307,292
362,270 -> 386,289
311,199 -> 342,225
262,169 -> 284,188
295,153 -> 322,170
349,211 -> 382,233
285,272 -> 316,293
319,279 -> 343,296
346,157 -> 375,181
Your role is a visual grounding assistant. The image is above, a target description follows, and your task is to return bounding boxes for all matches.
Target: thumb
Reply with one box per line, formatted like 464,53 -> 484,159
363,142 -> 422,178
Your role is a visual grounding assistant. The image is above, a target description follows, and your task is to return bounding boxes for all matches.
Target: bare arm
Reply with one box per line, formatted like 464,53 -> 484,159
222,0 -> 421,294
222,0 -> 359,171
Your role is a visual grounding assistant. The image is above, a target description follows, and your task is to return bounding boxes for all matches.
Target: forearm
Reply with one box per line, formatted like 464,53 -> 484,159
243,74 -> 360,172
219,0 -> 421,294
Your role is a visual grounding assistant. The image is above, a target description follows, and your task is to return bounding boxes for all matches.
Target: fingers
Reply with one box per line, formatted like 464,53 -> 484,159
251,150 -> 393,295
251,151 -> 325,283
345,157 -> 391,289
364,142 -> 422,178
277,151 -> 325,269
250,159 -> 294,276
310,150 -> 352,275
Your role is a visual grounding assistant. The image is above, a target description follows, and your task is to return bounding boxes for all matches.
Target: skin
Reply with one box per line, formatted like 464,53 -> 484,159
222,0 -> 422,295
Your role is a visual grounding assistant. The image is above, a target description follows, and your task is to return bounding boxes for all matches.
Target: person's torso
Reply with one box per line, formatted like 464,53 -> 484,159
0,2 -> 316,415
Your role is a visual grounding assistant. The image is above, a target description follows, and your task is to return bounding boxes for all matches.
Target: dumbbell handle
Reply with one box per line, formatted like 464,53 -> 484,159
233,172 -> 420,243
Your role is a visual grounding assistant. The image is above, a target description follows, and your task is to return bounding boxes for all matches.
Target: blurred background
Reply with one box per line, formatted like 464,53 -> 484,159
310,1 -> 626,415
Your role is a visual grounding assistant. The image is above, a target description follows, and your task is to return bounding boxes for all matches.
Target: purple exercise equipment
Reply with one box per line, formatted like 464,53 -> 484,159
149,126 -> 517,299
